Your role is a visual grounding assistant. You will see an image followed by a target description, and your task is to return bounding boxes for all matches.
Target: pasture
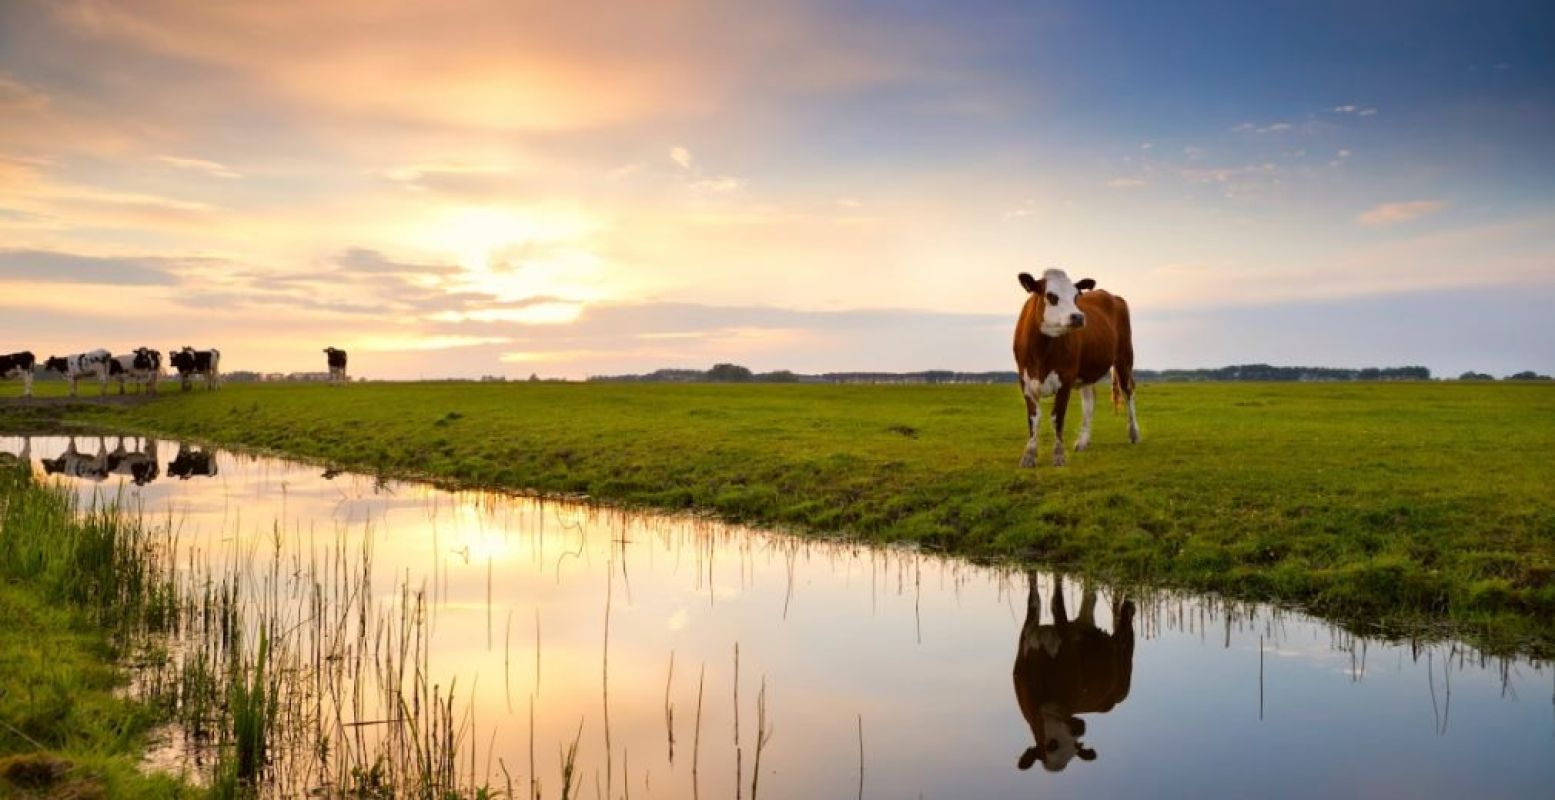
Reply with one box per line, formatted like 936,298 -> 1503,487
8,379 -> 1552,650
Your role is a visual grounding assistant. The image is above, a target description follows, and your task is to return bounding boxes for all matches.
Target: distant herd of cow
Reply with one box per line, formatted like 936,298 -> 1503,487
0,346 -> 350,397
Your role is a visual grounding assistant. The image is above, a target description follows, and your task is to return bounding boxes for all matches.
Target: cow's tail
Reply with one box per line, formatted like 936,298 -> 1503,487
1110,367 -> 1123,415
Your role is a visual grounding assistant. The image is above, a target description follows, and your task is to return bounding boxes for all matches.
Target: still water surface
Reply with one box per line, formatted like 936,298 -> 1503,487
5,435 -> 1552,798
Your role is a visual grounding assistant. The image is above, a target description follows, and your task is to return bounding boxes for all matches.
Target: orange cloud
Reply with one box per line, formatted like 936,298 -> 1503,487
1357,200 -> 1447,226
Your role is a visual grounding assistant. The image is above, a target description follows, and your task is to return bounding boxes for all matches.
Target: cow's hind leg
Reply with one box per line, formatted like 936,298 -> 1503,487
1019,386 -> 1040,468
22,370 -> 31,398
1075,384 -> 1096,451
1115,346 -> 1141,444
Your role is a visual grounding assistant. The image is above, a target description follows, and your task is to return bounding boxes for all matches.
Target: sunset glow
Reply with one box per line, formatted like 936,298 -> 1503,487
1,0 -> 1550,377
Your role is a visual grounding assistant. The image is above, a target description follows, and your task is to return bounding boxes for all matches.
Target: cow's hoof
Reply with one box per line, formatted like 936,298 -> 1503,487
1052,454 -> 1067,467
1074,439 -> 1090,452
1129,430 -> 1141,444
1019,452 -> 1037,468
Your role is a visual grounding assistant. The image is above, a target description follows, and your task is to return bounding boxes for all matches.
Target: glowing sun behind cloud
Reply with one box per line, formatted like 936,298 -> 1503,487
410,205 -> 608,324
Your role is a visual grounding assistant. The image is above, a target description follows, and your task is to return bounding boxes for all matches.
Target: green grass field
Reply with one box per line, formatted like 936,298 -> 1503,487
6,379 -> 1554,653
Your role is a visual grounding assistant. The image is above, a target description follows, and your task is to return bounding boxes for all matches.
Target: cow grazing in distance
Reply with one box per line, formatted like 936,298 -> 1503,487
1012,269 -> 1139,467
108,348 -> 162,395
323,347 -> 348,385
40,437 -> 113,481
43,349 -> 112,397
1,351 -> 35,398
1013,574 -> 1135,773
169,346 -> 221,391
167,446 -> 218,479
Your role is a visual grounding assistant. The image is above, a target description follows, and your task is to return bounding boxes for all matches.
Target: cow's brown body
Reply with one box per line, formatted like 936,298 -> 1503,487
1012,270 -> 1139,467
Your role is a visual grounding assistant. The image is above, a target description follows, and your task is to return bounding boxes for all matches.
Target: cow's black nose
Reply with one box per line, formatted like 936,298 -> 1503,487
1070,313 -> 1086,327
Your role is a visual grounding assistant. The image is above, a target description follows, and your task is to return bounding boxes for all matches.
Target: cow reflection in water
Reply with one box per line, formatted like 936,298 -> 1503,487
1,437 -> 32,476
41,437 -> 112,481
1014,573 -> 1135,772
108,438 -> 159,485
39,437 -> 160,485
168,446 -> 218,479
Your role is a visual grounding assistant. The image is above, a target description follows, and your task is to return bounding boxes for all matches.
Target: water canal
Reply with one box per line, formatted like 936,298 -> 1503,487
4,434 -> 1551,798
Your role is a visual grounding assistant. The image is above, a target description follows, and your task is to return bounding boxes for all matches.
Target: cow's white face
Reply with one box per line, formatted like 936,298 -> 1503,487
1038,269 -> 1087,337
1020,709 -> 1094,772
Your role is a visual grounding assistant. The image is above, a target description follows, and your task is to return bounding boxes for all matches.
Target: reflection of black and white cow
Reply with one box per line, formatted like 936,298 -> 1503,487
40,438 -> 113,481
0,436 -> 32,476
1,351 -> 36,398
43,349 -> 112,397
109,348 -> 162,395
1013,573 -> 1135,773
169,346 -> 221,391
167,446 -> 218,479
323,347 -> 348,385
106,438 -> 160,485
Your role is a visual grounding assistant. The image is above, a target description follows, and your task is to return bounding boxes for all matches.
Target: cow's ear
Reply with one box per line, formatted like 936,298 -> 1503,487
1018,273 -> 1043,294
1017,747 -> 1039,771
1075,278 -> 1096,292
1078,747 -> 1097,762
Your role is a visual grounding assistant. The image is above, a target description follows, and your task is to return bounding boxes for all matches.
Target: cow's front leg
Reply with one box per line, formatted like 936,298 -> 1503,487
1019,389 -> 1040,468
1075,384 -> 1096,451
99,372 -> 108,397
22,370 -> 31,398
1050,382 -> 1072,466
1077,583 -> 1097,627
68,376 -> 78,397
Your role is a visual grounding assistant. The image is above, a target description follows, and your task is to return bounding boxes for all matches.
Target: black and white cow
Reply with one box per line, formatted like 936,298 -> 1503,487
1,351 -> 35,398
109,348 -> 162,395
43,349 -> 112,397
323,347 -> 348,385
167,445 -> 218,479
169,346 -> 221,391
40,437 -> 112,481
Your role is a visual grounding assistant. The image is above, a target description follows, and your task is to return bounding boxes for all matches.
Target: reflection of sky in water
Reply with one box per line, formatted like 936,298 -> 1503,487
5,435 -> 1553,799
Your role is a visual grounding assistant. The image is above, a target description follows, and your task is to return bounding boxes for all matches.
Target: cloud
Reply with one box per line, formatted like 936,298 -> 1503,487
378,162 -> 520,198
1107,177 -> 1147,189
0,249 -> 179,285
1357,200 -> 1448,226
153,155 -> 242,179
669,146 -> 694,170
1233,121 -> 1292,135
689,176 -> 743,193
0,72 -> 48,112
334,247 -> 460,278
1330,104 -> 1378,117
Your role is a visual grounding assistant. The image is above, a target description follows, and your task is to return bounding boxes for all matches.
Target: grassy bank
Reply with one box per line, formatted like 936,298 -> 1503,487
0,465 -> 193,798
9,380 -> 1555,653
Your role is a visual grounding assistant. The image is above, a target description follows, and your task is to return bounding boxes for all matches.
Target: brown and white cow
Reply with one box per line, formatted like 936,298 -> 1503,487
1013,573 -> 1135,773
1012,269 -> 1139,467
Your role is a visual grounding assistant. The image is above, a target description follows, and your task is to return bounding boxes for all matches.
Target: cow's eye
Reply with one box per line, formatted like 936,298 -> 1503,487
1046,292 -> 1059,305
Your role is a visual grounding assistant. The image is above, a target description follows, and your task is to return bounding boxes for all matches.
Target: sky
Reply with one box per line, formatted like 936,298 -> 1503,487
1,0 -> 1552,379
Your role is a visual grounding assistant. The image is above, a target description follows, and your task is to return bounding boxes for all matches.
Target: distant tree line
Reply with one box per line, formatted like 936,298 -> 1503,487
589,362 -> 1555,384
1134,363 -> 1432,382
